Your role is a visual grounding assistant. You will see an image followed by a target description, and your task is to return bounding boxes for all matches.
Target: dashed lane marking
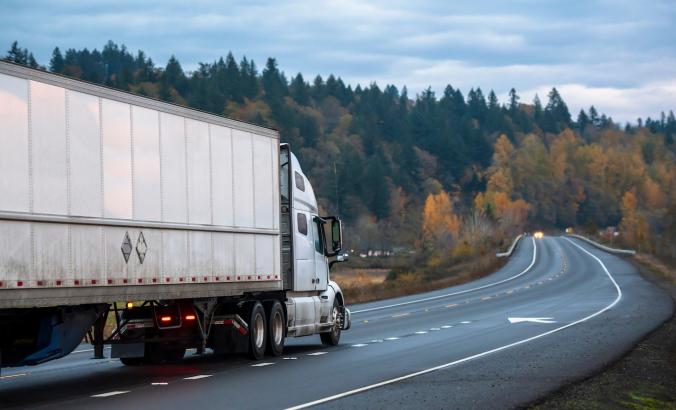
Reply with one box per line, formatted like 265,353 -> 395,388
184,375 -> 212,380
0,373 -> 28,379
385,337 -> 400,340
73,346 -> 111,354
252,362 -> 275,367
446,304 -> 458,308
370,339 -> 384,343
391,312 -> 410,318
151,382 -> 168,386
91,391 -> 130,398
307,352 -> 328,356
414,331 -> 427,335
283,357 -> 298,360
481,296 -> 491,300
441,325 -> 453,329
351,344 -> 368,347
460,321 -> 471,324
430,328 -> 441,331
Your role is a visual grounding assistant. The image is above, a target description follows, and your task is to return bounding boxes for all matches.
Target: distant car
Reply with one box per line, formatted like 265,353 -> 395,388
534,231 -> 544,239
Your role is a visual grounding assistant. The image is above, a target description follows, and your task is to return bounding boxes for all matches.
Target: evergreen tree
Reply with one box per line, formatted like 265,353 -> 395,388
290,73 -> 310,105
49,47 -> 65,73
6,41 -> 27,64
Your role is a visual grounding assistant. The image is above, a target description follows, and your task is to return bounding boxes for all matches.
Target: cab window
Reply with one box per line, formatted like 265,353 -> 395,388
312,219 -> 323,253
297,213 -> 307,235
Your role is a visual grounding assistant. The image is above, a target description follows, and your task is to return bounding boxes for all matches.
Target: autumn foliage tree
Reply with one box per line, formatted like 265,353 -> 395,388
422,190 -> 462,255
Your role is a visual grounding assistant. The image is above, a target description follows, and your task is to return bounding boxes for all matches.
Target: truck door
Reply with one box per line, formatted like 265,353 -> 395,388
311,217 -> 329,291
293,211 -> 316,291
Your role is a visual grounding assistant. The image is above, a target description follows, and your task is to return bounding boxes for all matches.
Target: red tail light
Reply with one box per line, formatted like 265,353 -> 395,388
185,314 -> 196,321
160,316 -> 172,322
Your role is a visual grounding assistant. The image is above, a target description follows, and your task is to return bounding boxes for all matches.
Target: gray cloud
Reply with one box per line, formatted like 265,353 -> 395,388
1,0 -> 674,122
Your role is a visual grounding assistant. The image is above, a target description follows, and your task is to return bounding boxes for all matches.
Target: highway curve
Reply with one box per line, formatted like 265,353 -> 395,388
0,236 -> 673,409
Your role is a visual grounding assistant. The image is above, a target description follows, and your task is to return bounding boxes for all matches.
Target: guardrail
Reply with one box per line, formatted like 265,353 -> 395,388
496,234 -> 524,258
567,234 -> 636,255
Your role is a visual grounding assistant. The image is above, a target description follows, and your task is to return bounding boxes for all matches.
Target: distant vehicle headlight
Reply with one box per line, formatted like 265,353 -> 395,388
534,231 -> 544,239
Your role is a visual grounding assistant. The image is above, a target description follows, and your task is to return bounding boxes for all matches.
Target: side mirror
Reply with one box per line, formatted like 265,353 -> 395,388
331,219 -> 342,254
337,253 -> 348,262
320,216 -> 343,257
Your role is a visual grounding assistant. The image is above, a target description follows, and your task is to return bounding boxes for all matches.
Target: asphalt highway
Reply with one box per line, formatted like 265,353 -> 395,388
0,236 -> 673,409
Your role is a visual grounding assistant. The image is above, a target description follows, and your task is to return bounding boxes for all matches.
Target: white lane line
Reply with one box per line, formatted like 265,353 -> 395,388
460,321 -> 471,324
92,391 -> 130,398
391,312 -> 410,318
430,328 -> 440,331
151,382 -> 168,386
307,352 -> 328,356
441,325 -> 453,329
283,357 -> 298,360
370,339 -> 384,343
351,344 -> 368,347
285,237 -> 622,410
252,362 -> 275,367
352,238 -> 537,314
414,331 -> 427,335
184,375 -> 212,380
0,373 -> 28,379
73,346 -> 111,354
385,337 -> 400,341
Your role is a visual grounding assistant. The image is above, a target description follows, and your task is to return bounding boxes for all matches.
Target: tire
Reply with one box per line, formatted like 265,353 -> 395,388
320,299 -> 342,346
247,301 -> 267,360
266,301 -> 285,356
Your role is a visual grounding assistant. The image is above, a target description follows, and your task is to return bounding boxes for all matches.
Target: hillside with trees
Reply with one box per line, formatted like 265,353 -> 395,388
4,41 -> 675,266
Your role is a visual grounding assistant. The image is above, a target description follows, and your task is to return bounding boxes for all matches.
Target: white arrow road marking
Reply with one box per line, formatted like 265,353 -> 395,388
184,375 -> 212,380
92,391 -> 130,398
508,317 -> 557,324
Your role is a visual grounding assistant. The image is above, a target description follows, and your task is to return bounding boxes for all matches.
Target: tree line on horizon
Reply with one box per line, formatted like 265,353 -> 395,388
4,40 -> 675,262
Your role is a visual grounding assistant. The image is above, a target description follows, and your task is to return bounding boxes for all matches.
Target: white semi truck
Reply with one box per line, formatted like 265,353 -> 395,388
0,61 -> 350,367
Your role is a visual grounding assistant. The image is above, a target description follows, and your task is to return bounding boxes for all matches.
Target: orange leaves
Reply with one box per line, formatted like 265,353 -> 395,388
422,190 -> 462,251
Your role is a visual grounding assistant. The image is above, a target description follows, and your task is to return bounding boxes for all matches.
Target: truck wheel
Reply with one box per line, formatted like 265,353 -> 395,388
266,301 -> 285,356
247,302 -> 267,360
320,299 -> 341,346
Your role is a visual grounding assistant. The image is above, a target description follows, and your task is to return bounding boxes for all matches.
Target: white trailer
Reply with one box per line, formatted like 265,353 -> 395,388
0,61 -> 350,367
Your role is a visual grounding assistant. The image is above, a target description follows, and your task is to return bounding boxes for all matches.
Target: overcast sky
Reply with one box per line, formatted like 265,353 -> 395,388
1,0 -> 674,123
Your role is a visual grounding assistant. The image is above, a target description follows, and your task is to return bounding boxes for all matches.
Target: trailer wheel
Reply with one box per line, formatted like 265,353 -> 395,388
247,302 -> 267,360
320,299 -> 341,346
266,301 -> 285,356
